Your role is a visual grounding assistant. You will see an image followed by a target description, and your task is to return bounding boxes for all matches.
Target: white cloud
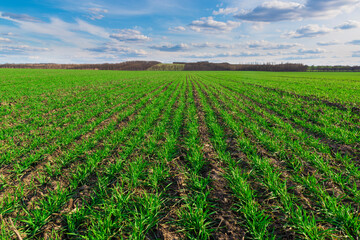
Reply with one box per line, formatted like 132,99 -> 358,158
284,24 -> 333,38
237,34 -> 250,39
0,37 -> 11,42
186,51 -> 261,58
88,8 -> 108,20
149,43 -> 189,52
247,40 -> 301,50
347,40 -> 360,45
76,19 -> 109,38
0,45 -> 50,54
297,48 -> 326,54
283,20 -> 360,39
234,0 -> 360,22
213,7 -> 239,15
335,20 -> 360,30
1,32 -> 14,36
251,22 -> 269,31
86,43 -> 147,56
28,56 -> 40,59
169,26 -> 186,32
191,42 -> 234,49
0,12 -> 40,22
0,13 -> 110,46
234,1 -> 304,22
317,40 -> 340,46
110,29 -> 151,42
189,17 -> 241,33
353,51 -> 360,57
281,55 -> 324,61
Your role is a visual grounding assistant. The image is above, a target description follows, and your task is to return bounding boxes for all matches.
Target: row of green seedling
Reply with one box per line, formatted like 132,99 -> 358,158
214,76 -> 359,146
204,77 -> 360,205
64,76 -> 188,239
199,77 -> 360,238
192,79 -> 273,239
0,78 -> 161,166
175,79 -> 214,240
0,79 -> 173,216
198,78 -> 332,239
15,78 -> 181,238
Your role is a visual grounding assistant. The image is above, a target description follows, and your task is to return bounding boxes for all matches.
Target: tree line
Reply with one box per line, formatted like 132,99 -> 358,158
177,62 -> 308,71
0,61 -> 160,71
308,65 -> 360,72
0,61 -> 310,71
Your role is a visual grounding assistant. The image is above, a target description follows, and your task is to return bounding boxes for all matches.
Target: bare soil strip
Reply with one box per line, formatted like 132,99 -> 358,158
192,80 -> 246,239
154,77 -> 190,240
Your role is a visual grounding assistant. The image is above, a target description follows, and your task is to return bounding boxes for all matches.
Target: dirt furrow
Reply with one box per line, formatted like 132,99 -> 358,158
154,77 -> 190,240
192,80 -> 246,239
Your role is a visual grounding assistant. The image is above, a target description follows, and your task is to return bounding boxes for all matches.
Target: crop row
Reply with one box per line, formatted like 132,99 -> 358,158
1,70 -> 359,239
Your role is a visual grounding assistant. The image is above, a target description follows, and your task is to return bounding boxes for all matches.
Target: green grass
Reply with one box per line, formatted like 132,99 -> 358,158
0,69 -> 359,239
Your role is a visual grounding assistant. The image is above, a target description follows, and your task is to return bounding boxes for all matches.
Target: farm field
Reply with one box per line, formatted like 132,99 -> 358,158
0,68 -> 360,239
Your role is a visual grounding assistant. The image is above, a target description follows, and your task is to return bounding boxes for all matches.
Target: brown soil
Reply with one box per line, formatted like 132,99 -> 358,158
192,79 -> 247,239
154,78 -> 190,240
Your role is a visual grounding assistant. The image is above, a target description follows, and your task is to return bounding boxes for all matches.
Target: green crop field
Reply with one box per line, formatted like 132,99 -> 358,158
0,69 -> 359,239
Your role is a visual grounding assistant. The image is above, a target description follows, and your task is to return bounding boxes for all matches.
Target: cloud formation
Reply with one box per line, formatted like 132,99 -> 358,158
347,40 -> 360,45
0,37 -> 11,42
213,7 -> 239,15
88,8 -> 108,20
189,17 -> 241,33
297,48 -> 326,54
110,29 -> 151,42
317,41 -> 340,46
0,13 -> 109,46
281,55 -> 324,60
191,42 -> 234,49
353,51 -> 360,57
1,32 -> 14,36
0,45 -> 50,54
149,43 -> 189,52
1,12 -> 40,22
187,51 -> 261,58
284,24 -> 333,38
234,0 -> 360,22
169,26 -> 186,32
247,40 -> 301,50
335,20 -> 360,29
86,43 -> 147,56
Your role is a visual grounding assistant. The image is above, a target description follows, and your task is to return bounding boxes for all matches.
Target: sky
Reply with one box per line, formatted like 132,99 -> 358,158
1,0 -> 360,65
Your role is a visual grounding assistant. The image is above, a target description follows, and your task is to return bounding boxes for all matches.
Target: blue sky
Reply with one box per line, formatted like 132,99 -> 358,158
1,0 -> 360,64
